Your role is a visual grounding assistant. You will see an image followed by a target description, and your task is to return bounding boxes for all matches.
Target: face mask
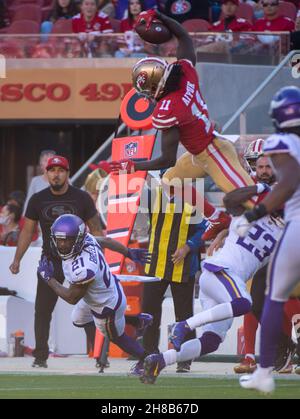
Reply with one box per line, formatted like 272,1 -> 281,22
0,215 -> 10,226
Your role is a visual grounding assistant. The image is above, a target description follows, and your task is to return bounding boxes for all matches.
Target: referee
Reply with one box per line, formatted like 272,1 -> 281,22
10,156 -> 104,368
143,182 -> 207,372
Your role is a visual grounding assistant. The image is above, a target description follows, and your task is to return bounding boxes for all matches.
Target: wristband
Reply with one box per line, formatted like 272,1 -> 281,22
256,183 -> 270,194
244,204 -> 267,223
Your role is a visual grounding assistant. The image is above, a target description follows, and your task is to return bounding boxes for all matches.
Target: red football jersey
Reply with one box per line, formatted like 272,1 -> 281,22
252,16 -> 295,32
72,12 -> 113,33
152,59 -> 215,155
210,17 -> 253,32
120,18 -> 134,32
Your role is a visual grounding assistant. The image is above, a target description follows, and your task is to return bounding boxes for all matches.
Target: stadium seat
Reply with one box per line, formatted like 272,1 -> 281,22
51,19 -> 73,34
236,3 -> 255,23
182,19 -> 210,32
278,1 -> 297,20
6,19 -> 40,34
43,0 -> 54,5
42,6 -> 53,21
220,3 -> 254,24
0,39 -> 25,57
12,4 -> 42,24
9,0 -> 43,7
110,18 -> 121,33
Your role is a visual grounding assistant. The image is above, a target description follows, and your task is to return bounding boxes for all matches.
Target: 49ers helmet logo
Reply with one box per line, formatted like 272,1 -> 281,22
136,71 -> 148,91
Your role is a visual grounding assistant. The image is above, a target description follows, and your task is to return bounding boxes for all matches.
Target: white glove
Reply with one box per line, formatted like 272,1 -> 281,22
231,215 -> 252,238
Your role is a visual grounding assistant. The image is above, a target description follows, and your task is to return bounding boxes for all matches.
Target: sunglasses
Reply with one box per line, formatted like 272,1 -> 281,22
262,2 -> 279,6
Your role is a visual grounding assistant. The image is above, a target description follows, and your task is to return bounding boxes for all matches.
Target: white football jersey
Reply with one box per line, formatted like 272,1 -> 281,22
62,234 -> 122,315
264,133 -> 300,222
203,216 -> 283,283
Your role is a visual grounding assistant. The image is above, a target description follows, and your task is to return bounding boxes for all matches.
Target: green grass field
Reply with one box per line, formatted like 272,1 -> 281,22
0,375 -> 299,399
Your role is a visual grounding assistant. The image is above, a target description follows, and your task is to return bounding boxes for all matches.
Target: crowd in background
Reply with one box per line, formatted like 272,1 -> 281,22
0,0 -> 299,58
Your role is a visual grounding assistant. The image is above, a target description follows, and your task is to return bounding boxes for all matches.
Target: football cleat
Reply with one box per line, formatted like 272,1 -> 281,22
32,358 -> 48,368
202,212 -> 231,241
240,368 -> 275,394
136,313 -> 154,338
169,321 -> 191,351
274,337 -> 296,373
140,354 -> 166,384
278,362 -> 293,374
234,356 -> 257,374
176,361 -> 191,373
294,363 -> 300,375
128,360 -> 144,377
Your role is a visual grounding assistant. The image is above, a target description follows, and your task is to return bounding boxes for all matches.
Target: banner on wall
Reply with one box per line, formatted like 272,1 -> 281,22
0,66 -> 133,120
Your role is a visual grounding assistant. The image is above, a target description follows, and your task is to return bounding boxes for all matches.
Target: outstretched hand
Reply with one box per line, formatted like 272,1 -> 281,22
134,9 -> 158,30
127,248 -> 152,265
37,256 -> 54,283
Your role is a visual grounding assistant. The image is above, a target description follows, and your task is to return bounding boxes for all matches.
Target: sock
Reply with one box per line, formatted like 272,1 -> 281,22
187,302 -> 234,329
204,198 -> 218,219
115,333 -> 146,360
83,322 -> 96,352
283,299 -> 300,336
208,208 -> 221,221
199,332 -> 222,356
163,349 -> 178,366
260,298 -> 284,368
244,312 -> 259,356
176,339 -> 202,363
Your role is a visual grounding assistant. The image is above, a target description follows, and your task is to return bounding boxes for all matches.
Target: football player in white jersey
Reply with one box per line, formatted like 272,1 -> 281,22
37,214 -> 152,373
232,86 -> 300,394
140,189 -> 284,384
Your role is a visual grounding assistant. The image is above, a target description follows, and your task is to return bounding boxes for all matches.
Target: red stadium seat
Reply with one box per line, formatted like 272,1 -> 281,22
110,18 -> 121,33
0,39 -> 25,57
182,19 -> 210,32
221,3 -> 254,24
6,19 -> 40,34
43,0 -> 55,6
278,1 -> 297,20
236,3 -> 254,23
9,0 -> 43,5
12,4 -> 42,24
42,6 -> 53,21
52,19 -> 73,34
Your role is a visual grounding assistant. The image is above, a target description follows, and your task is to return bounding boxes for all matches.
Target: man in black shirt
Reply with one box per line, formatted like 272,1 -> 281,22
9,156 -> 104,367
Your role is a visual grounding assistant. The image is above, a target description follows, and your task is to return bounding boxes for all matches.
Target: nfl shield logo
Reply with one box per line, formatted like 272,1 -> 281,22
125,142 -> 138,157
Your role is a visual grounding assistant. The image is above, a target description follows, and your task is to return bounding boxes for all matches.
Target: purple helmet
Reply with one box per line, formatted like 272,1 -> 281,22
269,86 -> 300,130
50,214 -> 87,260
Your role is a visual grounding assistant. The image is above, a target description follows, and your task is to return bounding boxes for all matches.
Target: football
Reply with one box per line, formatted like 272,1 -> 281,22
135,19 -> 172,45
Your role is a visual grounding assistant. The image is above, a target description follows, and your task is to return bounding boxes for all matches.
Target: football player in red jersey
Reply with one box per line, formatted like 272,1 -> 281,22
108,9 -> 255,194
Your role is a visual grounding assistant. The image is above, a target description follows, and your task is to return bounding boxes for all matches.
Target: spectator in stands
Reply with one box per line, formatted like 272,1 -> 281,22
23,150 -> 56,214
72,0 -> 113,33
7,190 -> 26,211
99,0 -> 116,18
210,0 -> 253,32
164,0 -> 210,23
84,167 -> 108,215
120,0 -> 145,31
291,10 -> 300,49
41,0 -> 77,35
0,0 -> 9,30
115,0 -> 146,57
252,0 -> 295,31
115,0 -> 157,19
0,204 -> 21,246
